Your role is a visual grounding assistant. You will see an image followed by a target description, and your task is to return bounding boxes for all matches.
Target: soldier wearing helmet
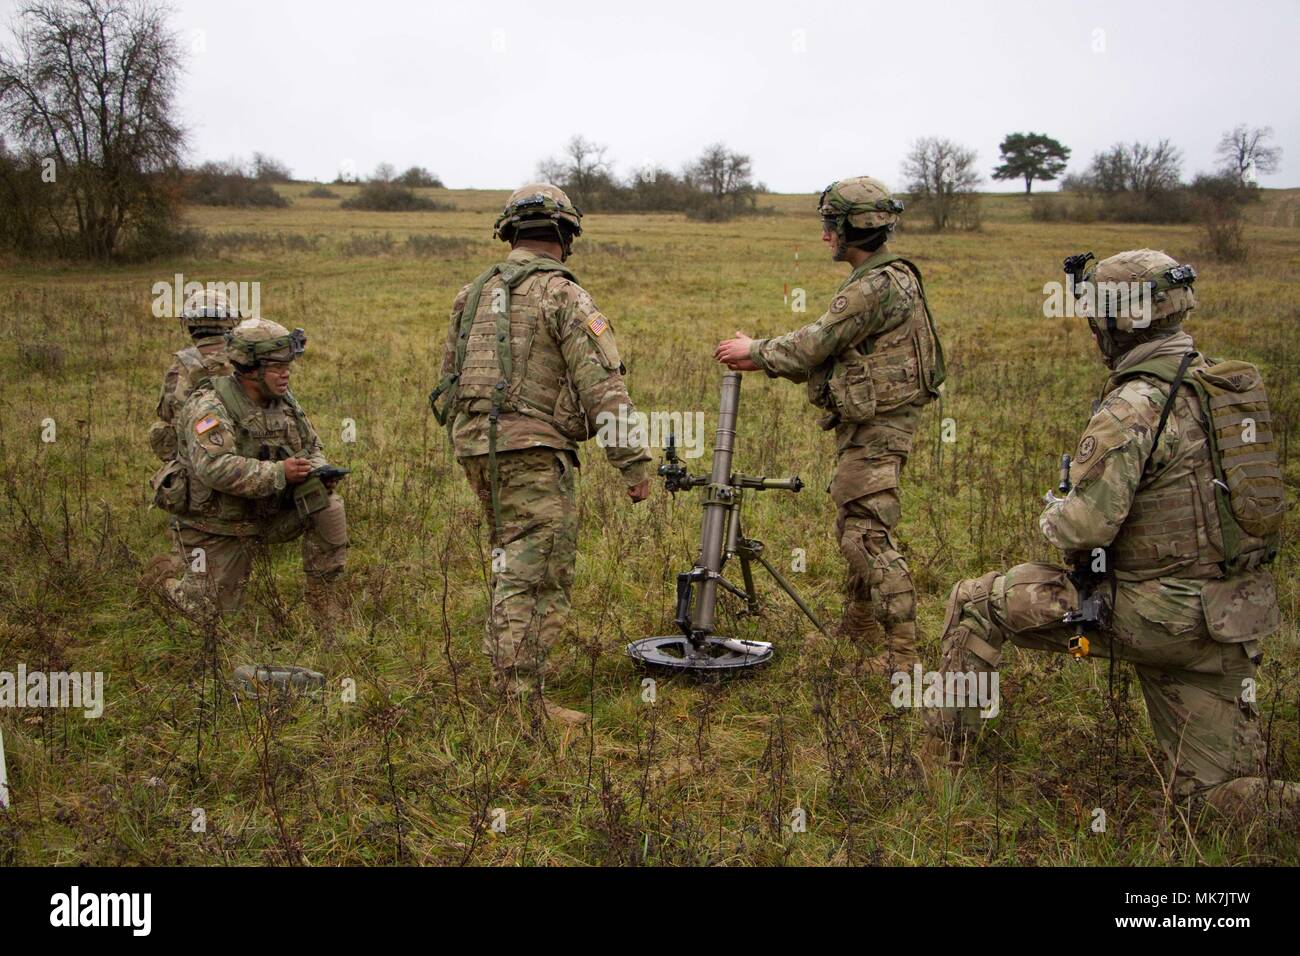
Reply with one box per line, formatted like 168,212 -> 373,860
432,183 -> 652,725
158,318 -> 349,624
715,176 -> 946,675
925,249 -> 1294,818
147,288 -> 237,461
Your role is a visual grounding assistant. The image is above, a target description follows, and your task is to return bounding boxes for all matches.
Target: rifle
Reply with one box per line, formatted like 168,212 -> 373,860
627,372 -> 826,673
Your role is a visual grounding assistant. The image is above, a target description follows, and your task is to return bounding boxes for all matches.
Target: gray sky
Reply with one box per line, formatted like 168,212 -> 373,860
117,0 -> 1300,189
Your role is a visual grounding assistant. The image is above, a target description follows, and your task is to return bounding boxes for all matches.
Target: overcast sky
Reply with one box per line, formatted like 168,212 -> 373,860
20,0 -> 1299,191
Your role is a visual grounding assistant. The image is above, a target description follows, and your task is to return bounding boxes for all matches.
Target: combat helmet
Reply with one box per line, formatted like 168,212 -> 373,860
818,176 -> 904,248
1065,248 -> 1197,364
493,183 -> 583,257
182,288 -> 240,336
225,318 -> 306,369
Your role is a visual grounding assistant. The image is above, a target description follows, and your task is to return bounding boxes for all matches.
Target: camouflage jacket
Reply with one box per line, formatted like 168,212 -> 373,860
748,248 -> 939,455
148,336 -> 233,460
441,248 -> 652,486
1039,333 -> 1279,641
176,375 -> 328,536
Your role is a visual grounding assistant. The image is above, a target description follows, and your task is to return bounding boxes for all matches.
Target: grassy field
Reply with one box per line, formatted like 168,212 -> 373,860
0,184 -> 1296,866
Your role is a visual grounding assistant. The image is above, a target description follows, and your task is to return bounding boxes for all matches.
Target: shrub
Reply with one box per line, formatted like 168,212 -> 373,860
306,185 -> 340,199
339,182 -> 453,212
185,162 -> 290,207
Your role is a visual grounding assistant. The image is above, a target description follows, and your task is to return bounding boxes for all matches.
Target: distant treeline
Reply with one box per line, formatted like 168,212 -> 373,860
534,137 -> 769,220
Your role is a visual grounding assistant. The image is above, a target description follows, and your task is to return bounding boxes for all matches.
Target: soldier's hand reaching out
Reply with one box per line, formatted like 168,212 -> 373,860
714,331 -> 759,371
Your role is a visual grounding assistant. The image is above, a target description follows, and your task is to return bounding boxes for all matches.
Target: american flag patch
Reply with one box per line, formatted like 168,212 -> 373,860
588,315 -> 608,336
195,415 -> 220,435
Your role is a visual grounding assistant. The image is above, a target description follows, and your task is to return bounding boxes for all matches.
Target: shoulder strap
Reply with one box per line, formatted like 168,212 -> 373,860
211,375 -> 245,425
1139,351 -> 1196,479
175,346 -> 206,378
429,259 -> 577,426
281,389 -> 313,446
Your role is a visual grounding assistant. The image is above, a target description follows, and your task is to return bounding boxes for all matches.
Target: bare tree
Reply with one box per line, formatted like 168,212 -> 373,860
1216,124 -> 1281,185
901,137 -> 981,230
0,0 -> 185,258
371,162 -> 396,183
1087,141 -> 1183,198
685,143 -> 754,202
252,152 -> 292,182
534,135 -> 611,193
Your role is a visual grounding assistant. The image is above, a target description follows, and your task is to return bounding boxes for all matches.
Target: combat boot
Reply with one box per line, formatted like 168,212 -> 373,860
140,553 -> 183,595
499,672 -> 589,727
1203,776 -> 1300,820
860,621 -> 919,677
807,598 -> 884,647
305,575 -> 348,631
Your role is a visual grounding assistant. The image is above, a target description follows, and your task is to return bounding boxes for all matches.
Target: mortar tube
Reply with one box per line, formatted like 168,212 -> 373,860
692,372 -> 741,635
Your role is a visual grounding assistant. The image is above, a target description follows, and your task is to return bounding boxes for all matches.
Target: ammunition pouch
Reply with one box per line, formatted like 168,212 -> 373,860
148,420 -> 177,461
293,475 -> 331,520
827,356 -> 878,424
1200,572 -> 1281,644
149,458 -> 190,515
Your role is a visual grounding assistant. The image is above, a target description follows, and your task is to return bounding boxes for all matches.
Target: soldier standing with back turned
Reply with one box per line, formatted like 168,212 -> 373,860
431,183 -> 652,725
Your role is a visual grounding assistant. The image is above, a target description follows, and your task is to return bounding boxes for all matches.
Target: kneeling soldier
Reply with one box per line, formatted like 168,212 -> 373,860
925,249 -> 1294,817
162,319 -> 349,623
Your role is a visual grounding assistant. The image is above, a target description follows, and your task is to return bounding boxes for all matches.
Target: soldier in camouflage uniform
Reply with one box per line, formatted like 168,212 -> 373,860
148,289 -> 237,462
431,183 -> 652,724
142,289 -> 239,590
162,319 -> 349,621
715,177 -> 945,675
925,249 -> 1296,817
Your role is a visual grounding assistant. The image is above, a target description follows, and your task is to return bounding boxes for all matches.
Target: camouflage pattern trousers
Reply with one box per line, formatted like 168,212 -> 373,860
167,494 -> 348,616
930,562 -> 1264,797
461,448 -> 578,681
831,448 -> 916,640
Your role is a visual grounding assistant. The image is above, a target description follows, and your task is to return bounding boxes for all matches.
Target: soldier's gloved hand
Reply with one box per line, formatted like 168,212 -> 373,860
283,457 -> 313,484
628,479 -> 650,503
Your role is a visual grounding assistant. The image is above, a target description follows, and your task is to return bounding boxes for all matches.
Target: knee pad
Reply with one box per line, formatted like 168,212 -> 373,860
874,548 -> 915,625
311,494 -> 349,548
939,572 -> 1001,669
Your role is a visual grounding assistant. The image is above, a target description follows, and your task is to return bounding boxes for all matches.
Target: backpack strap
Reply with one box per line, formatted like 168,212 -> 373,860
1138,351 -> 1196,480
429,257 -> 576,538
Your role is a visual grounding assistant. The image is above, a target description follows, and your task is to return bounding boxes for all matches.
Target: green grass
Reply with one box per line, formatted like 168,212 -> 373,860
0,188 -> 1296,865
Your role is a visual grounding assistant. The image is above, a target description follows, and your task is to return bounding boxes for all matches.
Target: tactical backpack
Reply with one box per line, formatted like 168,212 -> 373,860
1119,353 -> 1284,572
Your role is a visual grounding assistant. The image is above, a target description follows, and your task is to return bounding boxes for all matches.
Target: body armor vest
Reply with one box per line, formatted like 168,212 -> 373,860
812,255 -> 945,424
182,376 -> 312,533
433,258 -> 586,440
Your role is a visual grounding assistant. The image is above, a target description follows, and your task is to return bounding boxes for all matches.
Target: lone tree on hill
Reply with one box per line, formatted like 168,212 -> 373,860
992,132 -> 1070,194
